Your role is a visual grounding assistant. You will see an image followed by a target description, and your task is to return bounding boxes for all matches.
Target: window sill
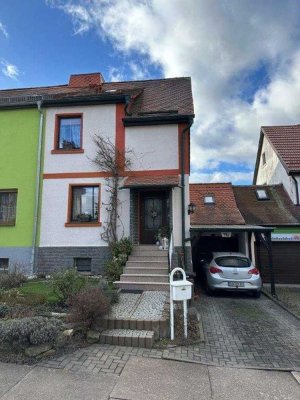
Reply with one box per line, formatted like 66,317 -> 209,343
64,222 -> 101,228
0,222 -> 16,226
51,149 -> 84,154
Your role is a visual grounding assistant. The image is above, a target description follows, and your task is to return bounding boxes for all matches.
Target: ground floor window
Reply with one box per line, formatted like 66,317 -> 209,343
0,258 -> 9,272
74,257 -> 92,273
0,190 -> 17,225
66,184 -> 100,225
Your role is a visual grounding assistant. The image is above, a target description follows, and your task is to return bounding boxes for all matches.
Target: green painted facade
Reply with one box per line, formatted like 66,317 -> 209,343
273,227 -> 300,234
0,108 -> 40,247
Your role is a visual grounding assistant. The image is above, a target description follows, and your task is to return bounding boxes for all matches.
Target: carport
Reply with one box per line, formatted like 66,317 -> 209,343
189,183 -> 276,295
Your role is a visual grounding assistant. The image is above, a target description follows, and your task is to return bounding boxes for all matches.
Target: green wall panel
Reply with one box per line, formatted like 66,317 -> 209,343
0,108 -> 39,246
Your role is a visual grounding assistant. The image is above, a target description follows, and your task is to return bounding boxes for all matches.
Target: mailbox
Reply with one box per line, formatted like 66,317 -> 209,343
170,267 -> 193,301
171,280 -> 192,301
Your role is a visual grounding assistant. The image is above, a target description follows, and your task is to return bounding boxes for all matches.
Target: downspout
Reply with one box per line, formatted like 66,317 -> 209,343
30,100 -> 44,274
180,117 -> 193,269
291,174 -> 299,205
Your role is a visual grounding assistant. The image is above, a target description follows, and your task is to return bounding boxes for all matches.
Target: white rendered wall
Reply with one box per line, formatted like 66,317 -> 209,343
172,174 -> 190,247
256,136 -> 299,204
44,105 -> 116,174
40,177 -> 130,247
125,125 -> 179,171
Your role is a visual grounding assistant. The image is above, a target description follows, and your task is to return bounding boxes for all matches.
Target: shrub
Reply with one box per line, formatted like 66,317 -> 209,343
104,258 -> 123,283
0,316 -> 62,348
67,287 -> 110,330
51,269 -> 87,303
0,272 -> 27,289
99,281 -> 119,305
0,304 -> 10,318
111,238 -> 133,257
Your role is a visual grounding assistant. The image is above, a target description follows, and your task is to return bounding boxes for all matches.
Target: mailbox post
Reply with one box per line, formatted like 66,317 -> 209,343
170,267 -> 193,340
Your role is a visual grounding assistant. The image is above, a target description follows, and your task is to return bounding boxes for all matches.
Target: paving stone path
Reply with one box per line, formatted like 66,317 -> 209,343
39,292 -> 300,375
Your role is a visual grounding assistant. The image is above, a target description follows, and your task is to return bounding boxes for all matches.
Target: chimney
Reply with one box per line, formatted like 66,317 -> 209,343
68,73 -> 104,89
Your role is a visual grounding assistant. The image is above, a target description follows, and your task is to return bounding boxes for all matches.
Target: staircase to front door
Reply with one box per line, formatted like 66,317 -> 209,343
114,245 -> 169,291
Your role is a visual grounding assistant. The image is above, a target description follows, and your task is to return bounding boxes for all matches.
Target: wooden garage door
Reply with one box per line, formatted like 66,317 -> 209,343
255,242 -> 300,284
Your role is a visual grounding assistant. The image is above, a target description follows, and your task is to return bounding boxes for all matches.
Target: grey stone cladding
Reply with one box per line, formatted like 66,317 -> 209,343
171,246 -> 192,272
130,189 -> 139,244
37,246 -> 111,275
0,247 -> 32,275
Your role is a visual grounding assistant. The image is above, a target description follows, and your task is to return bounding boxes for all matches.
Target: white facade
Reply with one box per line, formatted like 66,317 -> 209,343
125,125 -> 179,171
256,135 -> 300,204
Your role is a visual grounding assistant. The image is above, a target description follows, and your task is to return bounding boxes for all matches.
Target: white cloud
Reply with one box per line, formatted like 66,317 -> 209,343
0,22 -> 8,38
190,171 -> 253,184
47,0 -> 300,183
1,60 -> 19,80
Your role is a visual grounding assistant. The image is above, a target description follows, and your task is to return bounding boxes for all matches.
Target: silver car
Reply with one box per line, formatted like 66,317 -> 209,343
203,252 -> 262,297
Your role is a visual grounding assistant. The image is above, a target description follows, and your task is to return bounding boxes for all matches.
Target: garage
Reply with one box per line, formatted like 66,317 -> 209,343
256,241 -> 300,284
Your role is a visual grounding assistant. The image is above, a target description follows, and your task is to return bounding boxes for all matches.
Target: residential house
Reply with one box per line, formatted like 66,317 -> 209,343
0,73 -> 195,276
0,102 -> 41,273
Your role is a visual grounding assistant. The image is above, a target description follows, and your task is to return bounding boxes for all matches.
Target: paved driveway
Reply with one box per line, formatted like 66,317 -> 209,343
165,291 -> 300,370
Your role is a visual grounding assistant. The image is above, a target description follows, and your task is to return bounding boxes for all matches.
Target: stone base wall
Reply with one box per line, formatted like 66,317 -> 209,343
130,190 -> 139,244
0,247 -> 32,275
37,246 -> 111,275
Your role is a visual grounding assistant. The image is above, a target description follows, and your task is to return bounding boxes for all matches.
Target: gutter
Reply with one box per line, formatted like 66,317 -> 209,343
123,114 -> 195,126
290,174 -> 300,205
180,117 -> 193,269
30,101 -> 44,274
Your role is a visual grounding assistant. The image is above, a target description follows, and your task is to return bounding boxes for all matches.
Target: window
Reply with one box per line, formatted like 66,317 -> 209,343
262,152 -> 266,165
255,189 -> 269,200
66,184 -> 101,227
74,258 -> 92,273
0,258 -> 9,272
0,190 -> 17,225
204,195 -> 215,204
52,114 -> 83,153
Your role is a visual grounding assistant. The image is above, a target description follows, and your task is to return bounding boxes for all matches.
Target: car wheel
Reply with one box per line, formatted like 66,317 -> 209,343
253,290 -> 261,298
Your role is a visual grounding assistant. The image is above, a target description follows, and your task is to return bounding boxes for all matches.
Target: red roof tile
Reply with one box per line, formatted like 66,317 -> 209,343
262,125 -> 300,172
0,75 -> 194,118
233,185 -> 300,225
190,183 -> 245,225
123,175 -> 179,188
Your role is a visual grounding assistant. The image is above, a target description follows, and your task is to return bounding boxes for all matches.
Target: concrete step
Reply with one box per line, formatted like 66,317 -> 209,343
120,274 -> 169,283
134,245 -> 159,251
115,281 -> 170,291
126,261 -> 169,268
131,250 -> 168,257
129,255 -> 167,262
100,329 -> 154,348
96,317 -> 169,339
124,267 -> 168,275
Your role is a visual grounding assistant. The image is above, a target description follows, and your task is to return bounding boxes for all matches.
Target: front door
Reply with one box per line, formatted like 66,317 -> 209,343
140,191 -> 168,244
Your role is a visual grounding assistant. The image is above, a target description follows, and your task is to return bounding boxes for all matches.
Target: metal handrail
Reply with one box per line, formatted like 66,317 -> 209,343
168,229 -> 174,273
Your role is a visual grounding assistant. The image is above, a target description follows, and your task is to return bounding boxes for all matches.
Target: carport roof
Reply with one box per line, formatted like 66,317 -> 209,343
121,174 -> 179,188
190,224 -> 273,232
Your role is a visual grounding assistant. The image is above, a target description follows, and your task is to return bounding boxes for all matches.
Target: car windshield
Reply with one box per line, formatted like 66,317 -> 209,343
215,256 -> 250,268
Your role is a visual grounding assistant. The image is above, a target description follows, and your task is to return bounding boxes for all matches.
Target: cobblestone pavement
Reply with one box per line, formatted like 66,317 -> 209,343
40,292 -> 300,375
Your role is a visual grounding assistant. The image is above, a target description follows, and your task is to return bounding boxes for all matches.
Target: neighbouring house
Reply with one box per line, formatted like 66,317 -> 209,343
190,183 -> 300,284
0,104 -> 41,273
0,73 -> 195,275
254,125 -> 300,205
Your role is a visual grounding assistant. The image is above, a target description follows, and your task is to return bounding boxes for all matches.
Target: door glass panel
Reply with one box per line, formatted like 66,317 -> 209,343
144,198 -> 162,230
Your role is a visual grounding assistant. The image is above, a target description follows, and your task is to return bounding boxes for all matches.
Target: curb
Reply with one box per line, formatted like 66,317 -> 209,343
262,289 -> 300,322
161,354 -> 300,372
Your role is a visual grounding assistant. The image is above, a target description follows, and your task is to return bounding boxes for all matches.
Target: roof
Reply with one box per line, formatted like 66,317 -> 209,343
122,175 -> 179,188
0,73 -> 194,120
189,183 -> 245,225
233,185 -> 300,225
190,225 -> 272,232
257,125 -> 300,175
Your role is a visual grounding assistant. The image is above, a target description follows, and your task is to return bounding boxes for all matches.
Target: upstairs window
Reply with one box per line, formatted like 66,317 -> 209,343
53,114 -> 83,153
204,195 -> 215,204
255,189 -> 269,200
66,184 -> 100,227
262,152 -> 266,166
0,190 -> 17,225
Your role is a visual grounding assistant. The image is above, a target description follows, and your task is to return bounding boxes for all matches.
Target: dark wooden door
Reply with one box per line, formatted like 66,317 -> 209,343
140,192 -> 168,244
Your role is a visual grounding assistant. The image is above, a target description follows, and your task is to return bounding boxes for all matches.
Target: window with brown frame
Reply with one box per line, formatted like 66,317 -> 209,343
65,184 -> 101,227
52,114 -> 83,153
0,190 -> 17,226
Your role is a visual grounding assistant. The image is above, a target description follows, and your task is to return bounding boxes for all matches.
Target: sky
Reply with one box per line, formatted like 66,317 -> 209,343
1,0 -> 300,184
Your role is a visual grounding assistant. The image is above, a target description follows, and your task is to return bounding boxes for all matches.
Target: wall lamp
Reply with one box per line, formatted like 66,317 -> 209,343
188,202 -> 196,215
